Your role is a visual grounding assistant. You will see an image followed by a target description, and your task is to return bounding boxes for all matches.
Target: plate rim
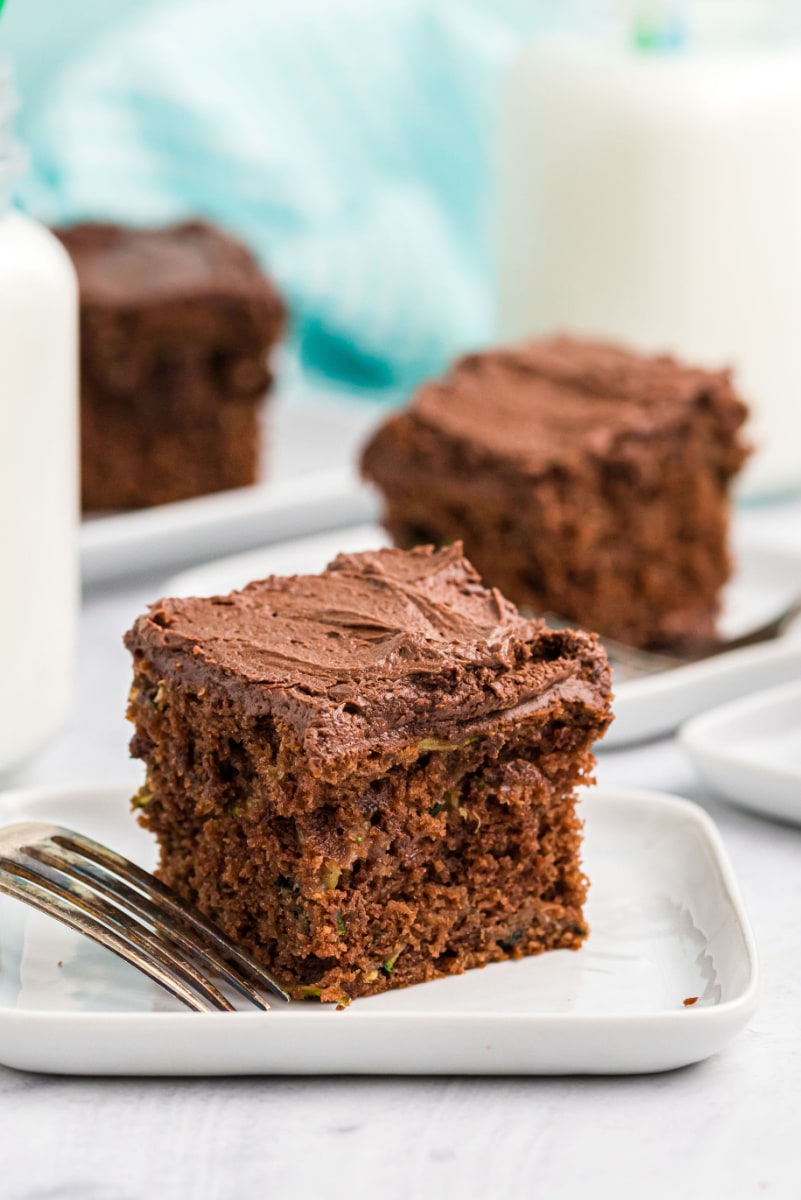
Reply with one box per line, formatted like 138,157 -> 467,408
681,677 -> 801,778
680,678 -> 801,826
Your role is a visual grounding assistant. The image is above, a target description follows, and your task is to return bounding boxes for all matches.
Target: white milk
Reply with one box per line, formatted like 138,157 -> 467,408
497,32 -> 801,494
0,67 -> 79,772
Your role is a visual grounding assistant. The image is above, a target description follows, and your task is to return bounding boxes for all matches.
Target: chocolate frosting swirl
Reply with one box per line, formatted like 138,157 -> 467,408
125,544 -> 611,766
405,336 -> 749,477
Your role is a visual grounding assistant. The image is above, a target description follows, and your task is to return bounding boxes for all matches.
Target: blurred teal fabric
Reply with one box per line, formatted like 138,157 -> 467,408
13,0 -> 532,390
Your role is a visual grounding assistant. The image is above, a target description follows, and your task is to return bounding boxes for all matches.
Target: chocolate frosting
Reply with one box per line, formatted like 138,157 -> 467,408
125,544 -> 611,767
404,336 -> 749,476
54,220 -> 283,313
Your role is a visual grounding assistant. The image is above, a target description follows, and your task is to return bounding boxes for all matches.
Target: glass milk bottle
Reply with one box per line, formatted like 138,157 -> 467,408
0,61 -> 79,773
497,1 -> 801,494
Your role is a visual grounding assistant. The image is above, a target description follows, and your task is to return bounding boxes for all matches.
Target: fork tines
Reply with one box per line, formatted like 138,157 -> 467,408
0,821 -> 290,1013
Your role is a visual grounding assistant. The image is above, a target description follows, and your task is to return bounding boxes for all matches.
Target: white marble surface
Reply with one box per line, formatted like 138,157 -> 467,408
2,498 -> 801,1200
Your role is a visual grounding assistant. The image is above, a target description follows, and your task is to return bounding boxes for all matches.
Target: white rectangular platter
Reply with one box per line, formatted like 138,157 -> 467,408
0,785 -> 757,1076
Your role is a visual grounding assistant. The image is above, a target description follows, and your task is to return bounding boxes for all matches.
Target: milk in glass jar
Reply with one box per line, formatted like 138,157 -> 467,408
0,59 -> 79,772
497,1 -> 801,493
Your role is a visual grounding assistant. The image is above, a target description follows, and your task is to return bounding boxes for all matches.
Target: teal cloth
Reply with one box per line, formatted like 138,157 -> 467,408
16,0 -> 528,390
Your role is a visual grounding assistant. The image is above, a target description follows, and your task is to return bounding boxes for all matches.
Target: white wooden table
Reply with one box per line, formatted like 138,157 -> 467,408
2,497 -> 801,1200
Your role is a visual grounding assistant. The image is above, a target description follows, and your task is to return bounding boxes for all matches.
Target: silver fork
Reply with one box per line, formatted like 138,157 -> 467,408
0,822 -> 290,1013
543,594 -> 801,681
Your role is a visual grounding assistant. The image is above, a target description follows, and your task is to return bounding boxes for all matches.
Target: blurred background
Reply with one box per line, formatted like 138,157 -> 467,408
5,0 -> 801,491
1,0 -> 538,392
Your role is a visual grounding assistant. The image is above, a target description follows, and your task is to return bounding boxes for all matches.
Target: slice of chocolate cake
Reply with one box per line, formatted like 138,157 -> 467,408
55,220 -> 285,511
361,337 -> 750,650
124,544 -> 612,1002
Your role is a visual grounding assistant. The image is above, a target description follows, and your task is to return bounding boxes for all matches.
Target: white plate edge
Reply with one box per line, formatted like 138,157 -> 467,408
680,678 -> 801,790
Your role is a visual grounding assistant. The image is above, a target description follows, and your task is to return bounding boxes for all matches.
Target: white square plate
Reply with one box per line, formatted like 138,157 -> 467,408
0,785 -> 757,1076
165,524 -> 801,748
681,679 -> 801,826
